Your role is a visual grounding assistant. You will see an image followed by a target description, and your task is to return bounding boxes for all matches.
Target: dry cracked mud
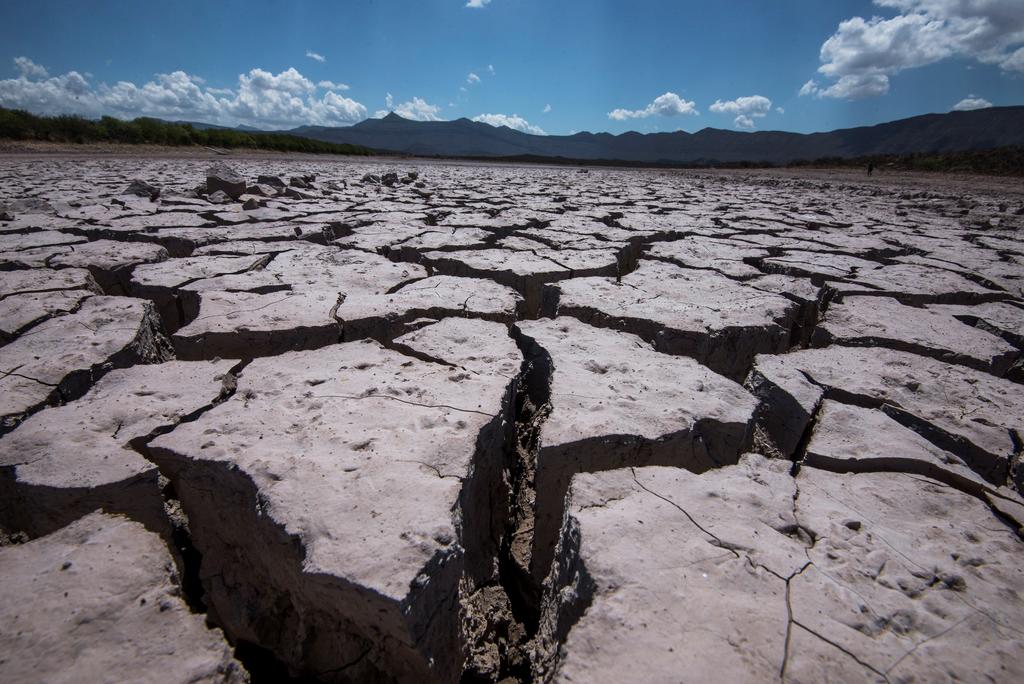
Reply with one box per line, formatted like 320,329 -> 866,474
1,155 -> 1022,683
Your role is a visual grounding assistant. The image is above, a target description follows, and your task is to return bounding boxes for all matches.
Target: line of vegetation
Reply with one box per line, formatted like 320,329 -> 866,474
786,148 -> 1024,176
0,107 -> 374,156
451,147 -> 1024,176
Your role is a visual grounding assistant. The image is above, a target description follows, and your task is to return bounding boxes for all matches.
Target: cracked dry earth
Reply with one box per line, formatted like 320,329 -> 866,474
1,157 -> 1023,684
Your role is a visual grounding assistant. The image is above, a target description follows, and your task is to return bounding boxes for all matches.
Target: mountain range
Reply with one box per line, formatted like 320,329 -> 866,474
274,106 -> 1024,165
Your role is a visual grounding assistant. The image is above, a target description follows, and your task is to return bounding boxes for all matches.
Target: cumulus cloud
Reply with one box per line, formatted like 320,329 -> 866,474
805,0 -> 1024,99
542,103 -> 551,113
472,113 -> 546,135
952,95 -> 993,110
376,94 -> 443,121
709,95 -> 774,128
467,72 -> 481,85
709,95 -> 772,117
734,115 -> 756,130
306,50 -> 326,63
801,73 -> 891,99
0,58 -> 367,127
608,92 -> 698,120
317,80 -> 349,91
14,56 -> 48,79
775,106 -> 785,114
466,0 -> 491,7
487,64 -> 495,75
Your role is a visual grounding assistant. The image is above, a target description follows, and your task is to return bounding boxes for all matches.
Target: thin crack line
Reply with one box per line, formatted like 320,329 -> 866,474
311,393 -> 492,416
630,468 -> 744,554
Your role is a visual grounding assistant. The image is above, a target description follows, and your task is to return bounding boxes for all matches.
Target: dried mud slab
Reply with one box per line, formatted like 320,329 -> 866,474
928,300 -> 1024,349
553,259 -> 799,379
0,359 -> 235,538
537,455 -> 807,682
0,267 -> 100,298
393,317 -> 521,377
542,459 -> 1024,684
761,250 -> 884,281
747,346 -> 1024,486
645,236 -> 769,279
826,263 -> 1008,305
184,247 -> 424,297
0,289 -> 94,343
814,295 -> 1019,376
49,239 -> 169,294
802,399 -> 1024,530
0,296 -> 171,433
130,253 -> 273,330
513,317 -> 757,581
147,340 -> 516,682
335,275 -> 522,342
788,467 -> 1024,682
420,247 -> 622,315
0,512 -> 245,684
172,289 -> 344,359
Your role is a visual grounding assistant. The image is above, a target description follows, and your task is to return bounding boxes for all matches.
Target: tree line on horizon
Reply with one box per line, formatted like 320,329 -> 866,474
0,107 -> 373,156
1,106 -> 1021,175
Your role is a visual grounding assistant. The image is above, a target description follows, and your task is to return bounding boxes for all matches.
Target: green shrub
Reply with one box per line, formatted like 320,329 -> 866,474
0,106 -> 372,156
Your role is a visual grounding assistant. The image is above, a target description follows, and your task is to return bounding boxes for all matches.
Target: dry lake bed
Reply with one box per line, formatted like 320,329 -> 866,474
1,153 -> 1023,683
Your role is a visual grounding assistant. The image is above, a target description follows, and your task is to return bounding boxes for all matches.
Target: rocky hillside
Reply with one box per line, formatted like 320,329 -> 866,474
290,106 -> 1024,163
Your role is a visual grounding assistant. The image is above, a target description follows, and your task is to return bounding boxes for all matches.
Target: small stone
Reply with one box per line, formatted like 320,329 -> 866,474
124,179 -> 159,199
257,174 -> 285,187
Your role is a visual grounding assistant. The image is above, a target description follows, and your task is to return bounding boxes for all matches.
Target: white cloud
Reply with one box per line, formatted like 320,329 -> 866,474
376,95 -> 443,121
952,95 -> 993,110
734,115 -> 756,130
775,106 -> 785,114
472,113 -> 546,135
543,103 -> 551,113
709,96 -> 774,129
237,67 -> 315,96
798,72 -> 892,99
608,92 -> 699,120
306,50 -> 326,63
709,95 -> 772,118
1002,46 -> 1024,71
487,64 -> 495,75
467,72 -> 481,85
806,0 -> 1024,99
14,56 -> 48,79
0,58 -> 367,127
466,0 -> 491,7
317,80 -> 349,91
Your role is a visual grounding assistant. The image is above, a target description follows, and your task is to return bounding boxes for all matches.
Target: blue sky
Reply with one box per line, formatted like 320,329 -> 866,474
1,0 -> 1022,135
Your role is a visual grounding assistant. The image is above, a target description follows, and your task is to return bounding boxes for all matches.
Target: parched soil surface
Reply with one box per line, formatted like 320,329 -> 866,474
1,152 -> 1023,683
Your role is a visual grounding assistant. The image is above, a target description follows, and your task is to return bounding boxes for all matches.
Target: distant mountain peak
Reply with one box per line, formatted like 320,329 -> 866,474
284,106 -> 1024,164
